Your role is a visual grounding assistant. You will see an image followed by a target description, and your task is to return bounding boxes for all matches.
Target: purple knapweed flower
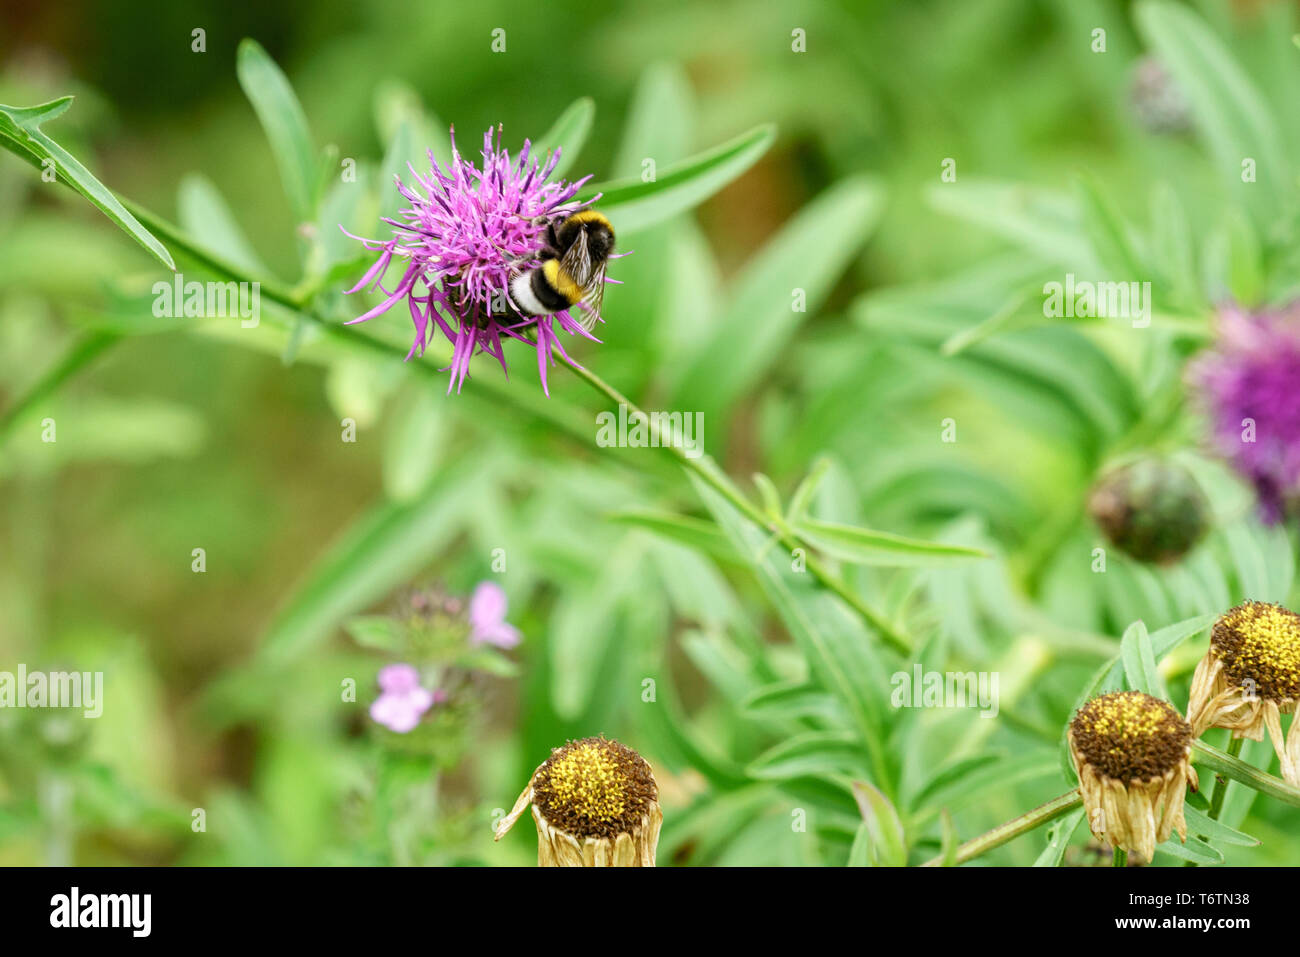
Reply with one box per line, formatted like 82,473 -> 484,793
344,126 -> 601,395
468,581 -> 521,649
369,663 -> 438,733
1191,303 -> 1300,522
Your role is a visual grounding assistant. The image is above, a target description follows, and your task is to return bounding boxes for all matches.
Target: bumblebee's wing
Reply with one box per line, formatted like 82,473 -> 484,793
574,259 -> 607,331
557,227 -> 595,287
556,229 -> 606,330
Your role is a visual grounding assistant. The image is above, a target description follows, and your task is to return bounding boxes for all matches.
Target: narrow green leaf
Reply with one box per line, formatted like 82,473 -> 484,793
796,516 -> 989,567
674,175 -> 884,414
1222,521 -> 1272,600
786,457 -> 831,523
532,97 -> 594,180
1156,835 -> 1223,865
848,820 -> 871,866
1149,182 -> 1201,310
177,173 -> 268,274
1075,175 -> 1147,282
1135,1 -> 1288,225
0,97 -> 174,269
909,754 -> 1001,813
939,809 -> 959,867
549,541 -> 646,718
343,616 -> 403,652
851,780 -> 908,867
611,62 -> 693,178
915,752 -> 1058,818
926,180 -> 1092,266
236,38 -> 318,223
753,472 -> 783,518
691,475 -> 891,780
378,120 -> 413,224
746,731 -> 865,780
464,646 -> 521,678
1119,620 -> 1163,698
381,380 -> 446,502
580,124 -> 775,234
742,680 -> 846,723
1149,612 -> 1216,658
1032,809 -> 1085,867
1202,210 -> 1263,305
939,287 -> 1039,356
373,79 -> 450,173
603,507 -> 736,562
0,332 -> 120,440
649,542 -> 741,629
1183,806 -> 1260,847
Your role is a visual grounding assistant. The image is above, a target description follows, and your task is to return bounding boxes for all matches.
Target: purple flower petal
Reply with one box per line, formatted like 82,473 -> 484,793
1191,302 -> 1300,522
377,663 -> 421,693
469,581 -> 508,628
471,622 -> 522,649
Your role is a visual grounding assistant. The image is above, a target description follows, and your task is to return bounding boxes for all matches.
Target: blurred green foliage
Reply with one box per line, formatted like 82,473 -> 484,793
3,0 -> 1300,867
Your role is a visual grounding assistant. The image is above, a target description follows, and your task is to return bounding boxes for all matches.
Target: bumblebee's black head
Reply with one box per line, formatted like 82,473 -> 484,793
554,210 -> 615,263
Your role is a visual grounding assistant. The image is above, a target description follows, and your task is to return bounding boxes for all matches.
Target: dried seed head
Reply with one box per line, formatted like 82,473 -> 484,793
1212,601 -> 1300,702
532,736 -> 656,840
1070,691 -> 1191,783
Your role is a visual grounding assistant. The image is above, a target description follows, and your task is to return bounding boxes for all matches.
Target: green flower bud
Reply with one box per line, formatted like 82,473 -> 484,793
1088,458 -> 1209,564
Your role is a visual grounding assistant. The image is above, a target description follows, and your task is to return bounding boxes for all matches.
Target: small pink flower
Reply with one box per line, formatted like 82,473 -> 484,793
369,664 -> 436,733
468,581 -> 522,648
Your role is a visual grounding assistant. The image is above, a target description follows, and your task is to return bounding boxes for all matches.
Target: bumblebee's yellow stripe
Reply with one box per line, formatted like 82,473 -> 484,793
566,209 -> 612,231
542,259 -> 585,305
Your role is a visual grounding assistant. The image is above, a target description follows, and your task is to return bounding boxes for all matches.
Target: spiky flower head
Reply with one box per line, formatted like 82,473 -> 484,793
1187,601 -> 1300,786
344,126 -> 601,395
1068,691 -> 1197,862
494,736 -> 661,866
1087,458 -> 1209,564
1190,303 -> 1300,522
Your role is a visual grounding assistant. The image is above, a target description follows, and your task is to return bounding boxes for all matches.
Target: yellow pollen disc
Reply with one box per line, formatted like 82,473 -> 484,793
1070,691 -> 1190,782
1214,601 -> 1300,700
531,736 -> 657,840
545,743 -> 627,822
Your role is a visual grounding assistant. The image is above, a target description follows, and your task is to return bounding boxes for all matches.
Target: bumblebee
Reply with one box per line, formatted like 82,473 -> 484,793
508,210 -> 614,330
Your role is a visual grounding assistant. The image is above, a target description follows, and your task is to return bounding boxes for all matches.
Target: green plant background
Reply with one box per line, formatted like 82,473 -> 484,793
2,0 -> 1299,866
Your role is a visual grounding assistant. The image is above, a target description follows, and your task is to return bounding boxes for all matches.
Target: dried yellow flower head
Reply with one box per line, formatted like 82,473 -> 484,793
1187,601 -> 1300,786
495,736 -> 662,866
1211,601 -> 1300,701
1068,691 -> 1197,863
533,737 -> 656,839
1071,690 -> 1191,781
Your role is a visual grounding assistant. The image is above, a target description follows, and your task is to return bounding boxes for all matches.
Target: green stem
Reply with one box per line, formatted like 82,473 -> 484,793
555,352 -> 910,654
1191,738 -> 1300,807
1185,735 -> 1245,867
921,789 -> 1082,866
122,198 -> 306,310
1113,846 -> 1127,868
1208,735 -> 1244,821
